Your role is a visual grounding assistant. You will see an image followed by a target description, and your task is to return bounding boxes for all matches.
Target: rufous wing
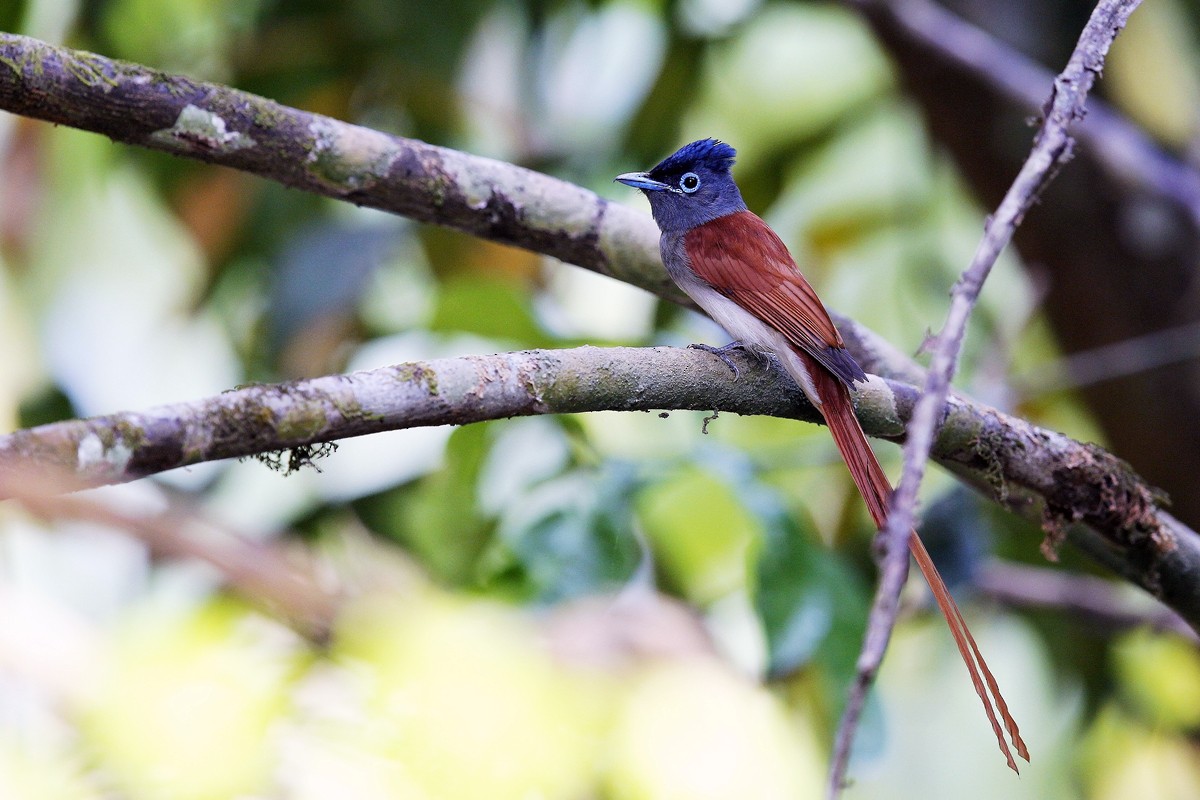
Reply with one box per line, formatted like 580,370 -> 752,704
683,210 -> 866,386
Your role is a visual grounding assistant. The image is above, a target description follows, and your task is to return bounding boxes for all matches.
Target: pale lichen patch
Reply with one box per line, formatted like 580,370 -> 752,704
150,104 -> 256,153
276,403 -> 328,442
65,50 -> 119,89
442,150 -> 503,211
445,152 -> 597,234
306,118 -> 397,192
77,432 -> 133,474
852,374 -> 906,437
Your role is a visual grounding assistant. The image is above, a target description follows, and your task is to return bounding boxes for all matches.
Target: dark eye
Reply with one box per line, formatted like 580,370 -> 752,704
679,172 -> 700,193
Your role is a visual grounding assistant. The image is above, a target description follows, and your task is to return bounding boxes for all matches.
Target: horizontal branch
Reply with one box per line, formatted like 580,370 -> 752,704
1,344 -> 1195,631
0,346 -> 822,485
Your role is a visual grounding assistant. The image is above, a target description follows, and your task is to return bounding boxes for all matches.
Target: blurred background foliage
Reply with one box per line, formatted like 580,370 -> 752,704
2,0 -> 1200,797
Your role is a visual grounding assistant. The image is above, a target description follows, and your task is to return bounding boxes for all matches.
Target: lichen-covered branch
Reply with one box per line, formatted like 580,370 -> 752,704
1,344 -> 1195,632
0,346 -> 821,488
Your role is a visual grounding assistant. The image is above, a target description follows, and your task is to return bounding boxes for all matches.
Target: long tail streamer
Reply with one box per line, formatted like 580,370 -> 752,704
810,360 -> 1029,771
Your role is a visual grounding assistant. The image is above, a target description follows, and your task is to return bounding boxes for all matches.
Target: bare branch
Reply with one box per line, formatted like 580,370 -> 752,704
831,1 -> 1144,793
0,346 -> 822,490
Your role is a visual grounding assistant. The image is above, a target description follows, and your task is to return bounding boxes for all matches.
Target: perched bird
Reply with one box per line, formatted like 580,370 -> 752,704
617,139 -> 1027,771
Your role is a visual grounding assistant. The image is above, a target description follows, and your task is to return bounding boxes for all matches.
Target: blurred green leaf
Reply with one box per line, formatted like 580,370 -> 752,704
330,592 -> 602,800
715,456 -> 870,691
0,738 -> 98,800
99,0 -> 262,79
81,600 -> 299,800
486,463 -> 643,603
16,383 -> 76,429
1113,628 -> 1200,730
636,465 -> 760,604
755,509 -> 867,680
689,3 -> 892,163
2,1 -> 25,34
1081,703 -> 1200,800
1106,0 -> 1200,148
354,423 -> 494,584
430,275 -> 550,347
768,102 -> 932,249
605,660 -> 824,799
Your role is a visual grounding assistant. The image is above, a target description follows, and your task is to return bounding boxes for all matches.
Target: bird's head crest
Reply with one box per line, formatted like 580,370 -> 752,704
614,138 -> 746,232
647,138 -> 737,179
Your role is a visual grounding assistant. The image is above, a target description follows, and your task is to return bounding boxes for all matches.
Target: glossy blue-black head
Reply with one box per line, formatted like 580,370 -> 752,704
615,138 -> 747,233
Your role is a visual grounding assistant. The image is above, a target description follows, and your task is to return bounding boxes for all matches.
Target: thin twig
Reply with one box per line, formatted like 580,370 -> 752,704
829,1 -> 1144,795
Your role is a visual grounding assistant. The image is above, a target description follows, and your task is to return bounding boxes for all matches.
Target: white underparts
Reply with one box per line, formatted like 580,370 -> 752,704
678,276 -> 822,408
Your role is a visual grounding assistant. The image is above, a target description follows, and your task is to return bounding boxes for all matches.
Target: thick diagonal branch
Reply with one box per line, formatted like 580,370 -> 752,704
0,33 -> 673,303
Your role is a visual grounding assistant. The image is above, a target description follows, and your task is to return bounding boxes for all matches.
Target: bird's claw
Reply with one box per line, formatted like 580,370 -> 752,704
689,341 -> 746,381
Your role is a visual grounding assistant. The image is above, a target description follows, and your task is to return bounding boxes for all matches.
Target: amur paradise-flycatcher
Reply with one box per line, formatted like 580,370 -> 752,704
616,138 -> 1027,772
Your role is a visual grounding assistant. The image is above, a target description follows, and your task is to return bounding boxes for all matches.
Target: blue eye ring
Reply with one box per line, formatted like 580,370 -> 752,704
679,172 -> 700,193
